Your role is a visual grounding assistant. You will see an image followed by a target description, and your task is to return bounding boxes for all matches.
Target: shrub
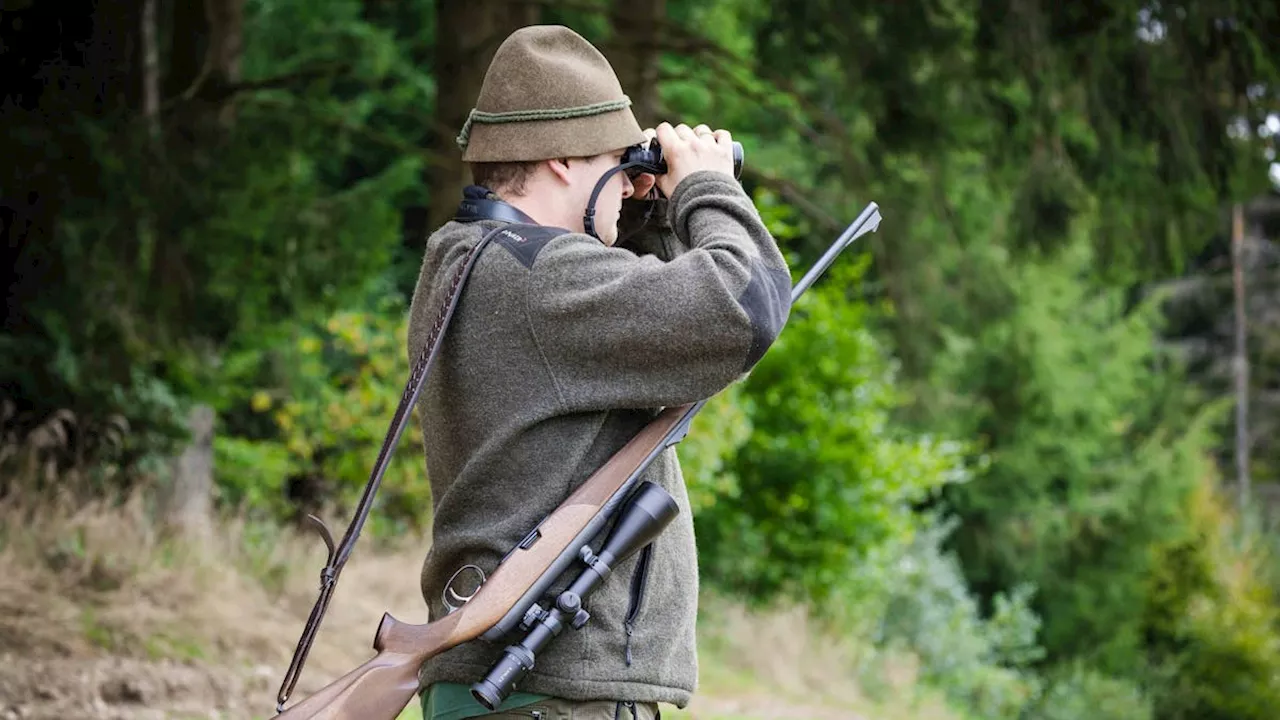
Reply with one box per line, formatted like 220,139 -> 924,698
695,257 -> 970,608
678,386 -> 753,515
1031,662 -> 1154,720
1143,473 -> 1280,720
859,516 -> 1043,720
214,286 -> 429,533
925,236 -> 1217,675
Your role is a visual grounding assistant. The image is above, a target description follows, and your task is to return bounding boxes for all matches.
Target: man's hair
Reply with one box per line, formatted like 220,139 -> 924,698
470,161 -> 541,197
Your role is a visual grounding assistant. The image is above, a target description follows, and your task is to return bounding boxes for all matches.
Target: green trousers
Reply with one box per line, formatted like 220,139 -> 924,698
421,685 -> 660,720
472,698 -> 660,719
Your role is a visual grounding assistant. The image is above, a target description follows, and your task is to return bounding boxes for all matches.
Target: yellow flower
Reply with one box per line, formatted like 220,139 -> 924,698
251,390 -> 273,413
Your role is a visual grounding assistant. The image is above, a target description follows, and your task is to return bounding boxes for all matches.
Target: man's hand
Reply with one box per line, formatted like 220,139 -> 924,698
653,122 -> 735,198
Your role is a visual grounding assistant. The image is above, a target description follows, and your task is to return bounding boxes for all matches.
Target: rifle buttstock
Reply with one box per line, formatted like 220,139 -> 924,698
275,608 -> 498,719
272,648 -> 421,720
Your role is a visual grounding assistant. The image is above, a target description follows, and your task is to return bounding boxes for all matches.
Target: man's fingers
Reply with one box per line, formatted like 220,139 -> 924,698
656,122 -> 729,145
655,122 -> 678,146
651,121 -> 737,196
642,127 -> 657,145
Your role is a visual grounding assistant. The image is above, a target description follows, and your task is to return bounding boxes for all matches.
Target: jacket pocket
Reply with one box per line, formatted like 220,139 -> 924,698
622,542 -> 654,666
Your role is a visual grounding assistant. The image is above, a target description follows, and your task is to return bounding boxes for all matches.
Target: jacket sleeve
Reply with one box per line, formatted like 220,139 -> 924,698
525,171 -> 793,411
616,196 -> 688,261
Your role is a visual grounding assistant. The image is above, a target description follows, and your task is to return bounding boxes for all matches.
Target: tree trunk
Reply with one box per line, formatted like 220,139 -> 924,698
142,0 -> 162,142
423,1 -> 541,237
159,0 -> 245,316
607,0 -> 667,127
167,0 -> 245,124
1232,203 -> 1250,510
162,405 -> 216,538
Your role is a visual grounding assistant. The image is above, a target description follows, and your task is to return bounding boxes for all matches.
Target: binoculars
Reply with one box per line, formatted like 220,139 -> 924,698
622,140 -> 744,179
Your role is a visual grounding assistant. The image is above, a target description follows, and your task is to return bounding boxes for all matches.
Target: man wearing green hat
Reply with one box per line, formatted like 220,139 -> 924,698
407,24 -> 792,720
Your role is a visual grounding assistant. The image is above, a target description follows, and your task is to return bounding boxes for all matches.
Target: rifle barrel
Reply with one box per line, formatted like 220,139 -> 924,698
790,202 -> 881,302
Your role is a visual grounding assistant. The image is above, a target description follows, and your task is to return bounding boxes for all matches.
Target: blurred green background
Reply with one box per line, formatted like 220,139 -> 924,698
3,1 -> 1280,718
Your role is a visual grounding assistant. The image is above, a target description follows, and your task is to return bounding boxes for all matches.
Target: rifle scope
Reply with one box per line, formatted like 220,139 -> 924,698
470,481 -> 679,710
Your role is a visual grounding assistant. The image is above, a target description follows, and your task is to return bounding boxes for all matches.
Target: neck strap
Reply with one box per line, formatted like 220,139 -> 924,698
584,161 -> 651,241
456,197 -> 539,225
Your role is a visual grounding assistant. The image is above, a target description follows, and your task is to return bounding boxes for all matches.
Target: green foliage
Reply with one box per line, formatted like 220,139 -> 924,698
859,517 -> 1044,720
678,388 -> 753,514
1029,662 -> 1154,720
695,257 -> 970,607
1143,476 -> 1280,720
2,0 -> 429,480
213,286 -> 428,532
678,188 -> 810,515
212,436 -> 295,519
925,225 -> 1220,675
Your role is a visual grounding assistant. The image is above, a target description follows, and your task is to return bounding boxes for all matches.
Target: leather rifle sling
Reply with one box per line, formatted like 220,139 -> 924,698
275,224 -> 506,712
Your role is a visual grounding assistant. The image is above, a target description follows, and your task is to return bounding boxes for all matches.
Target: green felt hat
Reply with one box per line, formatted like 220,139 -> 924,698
457,25 -> 647,162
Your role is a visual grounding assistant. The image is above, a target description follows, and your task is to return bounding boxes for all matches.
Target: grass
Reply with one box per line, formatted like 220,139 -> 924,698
0,481 -> 965,720
0,483 -> 430,698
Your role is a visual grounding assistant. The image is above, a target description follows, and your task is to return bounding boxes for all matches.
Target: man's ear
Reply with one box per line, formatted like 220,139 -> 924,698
546,157 -> 573,184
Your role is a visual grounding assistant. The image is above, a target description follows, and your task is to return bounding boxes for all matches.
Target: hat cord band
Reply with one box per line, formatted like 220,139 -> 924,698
456,96 -> 633,149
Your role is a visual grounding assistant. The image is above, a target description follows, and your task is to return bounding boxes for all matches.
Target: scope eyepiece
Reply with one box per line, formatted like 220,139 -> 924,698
470,677 -> 504,711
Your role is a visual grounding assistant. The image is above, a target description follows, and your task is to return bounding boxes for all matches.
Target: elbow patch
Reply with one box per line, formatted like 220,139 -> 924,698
738,258 -> 792,370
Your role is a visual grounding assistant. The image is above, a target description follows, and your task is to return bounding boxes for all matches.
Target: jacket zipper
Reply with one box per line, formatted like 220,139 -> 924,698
623,543 -> 654,666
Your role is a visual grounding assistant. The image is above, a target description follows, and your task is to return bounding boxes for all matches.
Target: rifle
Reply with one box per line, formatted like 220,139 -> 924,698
270,201 -> 883,720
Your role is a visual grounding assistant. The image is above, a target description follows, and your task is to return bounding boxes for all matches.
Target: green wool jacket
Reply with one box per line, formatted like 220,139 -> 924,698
406,170 -> 792,707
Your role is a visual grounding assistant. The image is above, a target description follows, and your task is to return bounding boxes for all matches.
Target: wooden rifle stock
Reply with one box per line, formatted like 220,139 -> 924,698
271,201 -> 883,720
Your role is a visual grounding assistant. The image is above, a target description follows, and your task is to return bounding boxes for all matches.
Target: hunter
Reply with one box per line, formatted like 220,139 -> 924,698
407,24 -> 792,720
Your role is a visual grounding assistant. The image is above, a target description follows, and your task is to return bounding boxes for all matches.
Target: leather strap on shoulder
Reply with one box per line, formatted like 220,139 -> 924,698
274,224 -> 506,713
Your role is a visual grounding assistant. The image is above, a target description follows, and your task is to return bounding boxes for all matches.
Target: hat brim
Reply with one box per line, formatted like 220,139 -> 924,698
461,108 -> 648,163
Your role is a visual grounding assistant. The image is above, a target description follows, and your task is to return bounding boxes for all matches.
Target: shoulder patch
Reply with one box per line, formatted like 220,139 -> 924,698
492,224 -> 569,269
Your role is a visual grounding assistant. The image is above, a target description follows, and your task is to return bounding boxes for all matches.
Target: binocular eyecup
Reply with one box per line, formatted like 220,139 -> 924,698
470,481 -> 679,710
622,140 -> 744,179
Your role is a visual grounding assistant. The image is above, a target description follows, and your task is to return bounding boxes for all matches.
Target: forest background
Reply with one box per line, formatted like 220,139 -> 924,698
4,0 -> 1280,718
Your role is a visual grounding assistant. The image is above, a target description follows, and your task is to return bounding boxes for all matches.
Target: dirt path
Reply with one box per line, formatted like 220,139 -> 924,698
0,653 -> 871,720
0,654 -> 270,720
